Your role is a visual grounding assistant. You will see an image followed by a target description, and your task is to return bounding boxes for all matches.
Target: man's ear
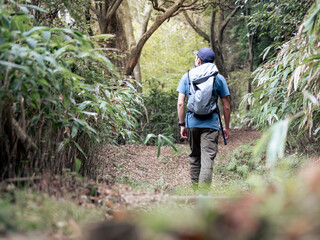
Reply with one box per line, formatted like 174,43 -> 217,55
196,57 -> 201,66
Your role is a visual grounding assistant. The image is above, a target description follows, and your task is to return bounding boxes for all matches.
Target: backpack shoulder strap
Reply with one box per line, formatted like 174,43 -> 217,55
187,70 -> 193,96
212,72 -> 219,97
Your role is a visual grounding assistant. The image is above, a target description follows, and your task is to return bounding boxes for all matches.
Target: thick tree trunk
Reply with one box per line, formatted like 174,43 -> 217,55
119,0 -> 151,92
210,5 -> 239,78
93,0 -> 127,68
210,8 -> 227,78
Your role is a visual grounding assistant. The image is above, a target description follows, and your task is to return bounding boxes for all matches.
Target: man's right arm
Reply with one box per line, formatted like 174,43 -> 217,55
221,96 -> 230,139
177,93 -> 188,139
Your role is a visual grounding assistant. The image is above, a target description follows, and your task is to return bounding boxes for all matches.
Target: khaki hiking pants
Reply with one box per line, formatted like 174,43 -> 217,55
187,128 -> 219,188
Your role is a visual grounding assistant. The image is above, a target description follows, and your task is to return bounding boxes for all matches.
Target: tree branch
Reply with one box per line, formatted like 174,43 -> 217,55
4,176 -> 42,182
183,11 -> 210,42
150,0 -> 166,12
219,6 -> 239,42
182,0 -> 198,7
139,2 -> 153,40
106,0 -> 123,21
90,6 -> 100,18
125,0 -> 186,75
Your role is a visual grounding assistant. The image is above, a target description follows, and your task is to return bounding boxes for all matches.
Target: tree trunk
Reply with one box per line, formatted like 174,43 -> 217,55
119,0 -> 151,92
139,3 -> 152,39
245,7 -> 253,111
210,7 -> 227,78
210,5 -> 239,78
134,2 -> 152,92
93,0 -> 127,68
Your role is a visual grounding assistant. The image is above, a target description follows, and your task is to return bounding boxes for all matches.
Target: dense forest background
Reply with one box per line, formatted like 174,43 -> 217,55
1,0 -> 318,180
0,0 -> 320,239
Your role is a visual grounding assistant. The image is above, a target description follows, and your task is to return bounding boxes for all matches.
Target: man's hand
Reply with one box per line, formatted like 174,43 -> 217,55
180,126 -> 188,139
223,128 -> 230,140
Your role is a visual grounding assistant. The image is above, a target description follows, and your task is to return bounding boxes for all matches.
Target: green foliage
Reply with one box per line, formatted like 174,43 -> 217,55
140,20 -> 206,92
225,17 -> 250,69
228,69 -> 253,119
22,0 -> 93,35
215,143 -> 264,180
243,0 -> 320,154
144,133 -> 177,158
253,119 -> 290,166
244,0 -> 314,66
0,2 -> 141,179
248,0 -> 313,39
139,86 -> 180,143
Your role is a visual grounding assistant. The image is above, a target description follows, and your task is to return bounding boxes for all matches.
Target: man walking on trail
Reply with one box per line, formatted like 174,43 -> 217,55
176,47 -> 231,193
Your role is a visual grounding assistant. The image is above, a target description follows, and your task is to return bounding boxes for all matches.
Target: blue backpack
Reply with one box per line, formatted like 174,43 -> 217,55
186,64 -> 227,145
187,69 -> 218,118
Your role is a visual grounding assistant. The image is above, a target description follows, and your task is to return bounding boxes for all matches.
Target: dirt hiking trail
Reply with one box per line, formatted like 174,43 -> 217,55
100,129 -> 261,208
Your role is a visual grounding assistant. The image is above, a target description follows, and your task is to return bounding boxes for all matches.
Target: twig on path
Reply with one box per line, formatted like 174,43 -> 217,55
169,195 -> 233,204
2,176 -> 42,183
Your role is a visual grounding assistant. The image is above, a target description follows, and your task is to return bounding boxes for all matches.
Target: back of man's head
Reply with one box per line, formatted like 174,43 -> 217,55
193,47 -> 215,63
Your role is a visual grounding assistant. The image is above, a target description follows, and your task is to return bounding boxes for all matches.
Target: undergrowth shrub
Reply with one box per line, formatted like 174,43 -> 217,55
138,86 -> 180,144
214,143 -> 265,180
0,2 -> 141,180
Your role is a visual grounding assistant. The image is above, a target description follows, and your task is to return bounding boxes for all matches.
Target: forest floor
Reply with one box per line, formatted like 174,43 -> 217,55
0,129 -> 263,240
5,128 -> 310,240
99,129 -> 262,209
2,129 -> 319,239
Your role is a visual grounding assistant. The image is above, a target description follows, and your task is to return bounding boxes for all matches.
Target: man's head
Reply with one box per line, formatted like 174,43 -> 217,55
193,47 -> 215,65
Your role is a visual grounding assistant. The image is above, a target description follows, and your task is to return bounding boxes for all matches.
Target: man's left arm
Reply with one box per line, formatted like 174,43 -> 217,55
221,96 -> 230,139
178,93 -> 188,139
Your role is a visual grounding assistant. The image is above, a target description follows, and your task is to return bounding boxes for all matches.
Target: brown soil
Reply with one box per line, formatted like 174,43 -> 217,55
101,129 -> 262,191
94,129 -> 262,209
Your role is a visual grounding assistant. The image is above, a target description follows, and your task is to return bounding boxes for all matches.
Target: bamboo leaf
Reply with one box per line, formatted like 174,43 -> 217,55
269,119 -> 290,166
73,141 -> 87,159
23,26 -> 47,37
144,133 -> 156,145
58,141 -> 64,152
158,134 -> 177,153
82,111 -> 98,116
262,45 -> 273,60
20,4 -> 47,13
0,61 -> 28,70
43,31 -> 51,42
72,122 -> 79,138
54,46 -> 67,58
303,91 -> 319,105
75,158 -> 82,173
157,134 -> 162,158
78,101 -> 92,110
30,51 -> 44,66
112,162 -> 120,169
